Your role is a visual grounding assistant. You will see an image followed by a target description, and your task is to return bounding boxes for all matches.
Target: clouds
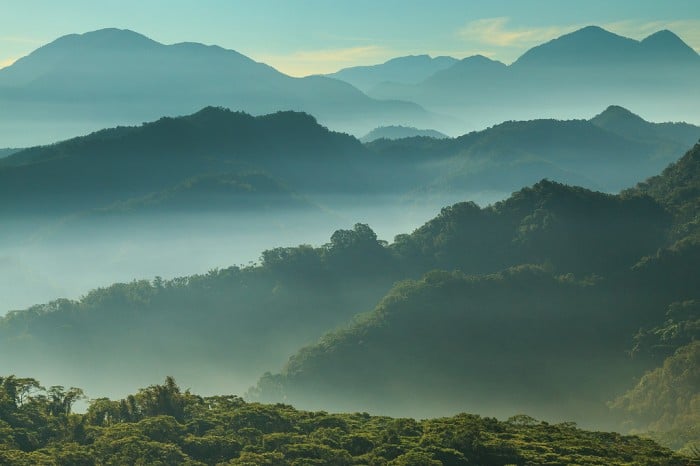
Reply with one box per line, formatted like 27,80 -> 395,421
0,36 -> 44,70
0,57 -> 18,69
458,17 -> 572,48
456,17 -> 577,63
258,45 -> 390,77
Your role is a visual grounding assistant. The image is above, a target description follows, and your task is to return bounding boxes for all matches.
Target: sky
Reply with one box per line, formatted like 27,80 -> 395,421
2,0 -> 700,76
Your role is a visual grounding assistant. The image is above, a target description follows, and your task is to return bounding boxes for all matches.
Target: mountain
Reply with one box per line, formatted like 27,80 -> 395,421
367,107 -> 700,193
512,26 -> 700,68
369,55 -> 509,116
359,125 -> 448,142
244,144 -> 700,429
591,105 -> 700,149
0,28 -> 438,146
367,27 -> 700,131
249,266 -> 665,422
0,106 -> 371,216
325,54 -> 458,92
627,143 -> 700,238
0,179 -> 674,407
2,104 -> 695,315
6,104 -> 692,220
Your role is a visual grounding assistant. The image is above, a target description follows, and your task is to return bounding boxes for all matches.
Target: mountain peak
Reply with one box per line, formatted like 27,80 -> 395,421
593,105 -> 645,122
641,29 -> 699,60
512,25 -> 638,67
50,28 -> 160,49
643,29 -> 684,44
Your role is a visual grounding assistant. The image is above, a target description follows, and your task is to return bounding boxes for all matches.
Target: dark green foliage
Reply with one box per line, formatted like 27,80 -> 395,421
631,300 -> 700,360
395,180 -> 669,276
628,143 -> 700,238
248,266 -> 662,421
610,341 -> 700,453
0,376 -> 688,465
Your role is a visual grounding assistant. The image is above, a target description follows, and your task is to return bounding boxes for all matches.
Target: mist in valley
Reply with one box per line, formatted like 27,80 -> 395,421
1,8 -> 700,463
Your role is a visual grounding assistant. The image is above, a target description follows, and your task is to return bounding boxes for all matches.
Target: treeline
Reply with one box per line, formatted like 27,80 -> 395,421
0,376 -> 689,465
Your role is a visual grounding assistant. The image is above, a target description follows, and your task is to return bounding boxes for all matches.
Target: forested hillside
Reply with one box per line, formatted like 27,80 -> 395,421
628,143 -> 700,238
0,107 -> 368,216
0,179 -> 678,412
245,146 -> 700,432
0,376 -> 689,465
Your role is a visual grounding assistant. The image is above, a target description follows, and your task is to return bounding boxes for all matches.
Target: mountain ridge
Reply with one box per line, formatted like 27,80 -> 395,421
0,28 -> 438,146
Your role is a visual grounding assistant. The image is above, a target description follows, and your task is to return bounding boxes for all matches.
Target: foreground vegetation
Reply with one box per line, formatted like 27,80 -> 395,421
0,376 -> 692,465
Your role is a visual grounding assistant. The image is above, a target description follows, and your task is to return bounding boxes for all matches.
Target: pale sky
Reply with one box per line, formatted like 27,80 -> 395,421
1,0 -> 699,76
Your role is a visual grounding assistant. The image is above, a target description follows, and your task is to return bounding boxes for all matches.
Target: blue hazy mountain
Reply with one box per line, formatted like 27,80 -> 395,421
367,105 -> 700,194
325,54 -> 458,92
591,105 -> 700,149
0,28 -> 439,146
512,26 -> 699,67
360,125 -> 448,142
366,26 -> 700,131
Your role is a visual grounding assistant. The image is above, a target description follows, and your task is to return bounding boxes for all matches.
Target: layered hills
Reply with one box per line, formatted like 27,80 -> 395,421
2,105 -> 697,314
0,28 -> 437,146
367,26 -> 700,130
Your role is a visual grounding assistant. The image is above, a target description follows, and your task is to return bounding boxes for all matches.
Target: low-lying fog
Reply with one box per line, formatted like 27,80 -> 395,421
1,191 -> 507,316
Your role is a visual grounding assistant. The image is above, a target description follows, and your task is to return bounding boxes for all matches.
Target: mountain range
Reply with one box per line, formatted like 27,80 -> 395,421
2,25 -> 699,147
367,26 -> 700,130
0,28 -> 440,147
3,103 -> 698,225
325,54 -> 458,92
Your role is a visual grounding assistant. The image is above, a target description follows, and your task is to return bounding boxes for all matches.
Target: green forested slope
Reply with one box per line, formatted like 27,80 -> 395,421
0,376 -> 689,466
628,143 -> 700,238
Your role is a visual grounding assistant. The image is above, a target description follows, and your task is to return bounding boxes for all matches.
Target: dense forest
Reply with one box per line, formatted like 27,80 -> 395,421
0,376 -> 691,465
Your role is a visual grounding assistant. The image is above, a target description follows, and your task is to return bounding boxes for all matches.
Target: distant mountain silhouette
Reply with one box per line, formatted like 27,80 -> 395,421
365,26 -> 700,130
360,125 -> 448,142
0,28 -> 439,146
513,26 -> 699,67
325,54 -> 457,92
367,106 -> 700,193
0,107 -> 373,215
591,105 -> 700,149
3,105 -> 697,220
